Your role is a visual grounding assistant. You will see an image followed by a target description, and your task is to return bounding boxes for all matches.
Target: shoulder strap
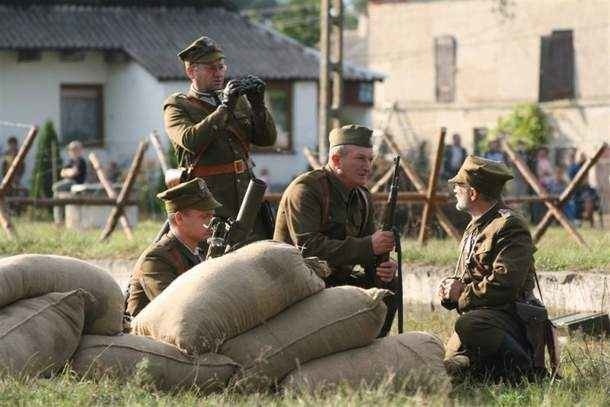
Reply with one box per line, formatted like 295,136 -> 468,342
319,174 -> 331,228
355,187 -> 370,237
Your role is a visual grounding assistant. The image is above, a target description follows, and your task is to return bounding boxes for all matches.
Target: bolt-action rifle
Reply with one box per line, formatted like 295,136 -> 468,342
206,178 -> 267,259
375,156 -> 404,333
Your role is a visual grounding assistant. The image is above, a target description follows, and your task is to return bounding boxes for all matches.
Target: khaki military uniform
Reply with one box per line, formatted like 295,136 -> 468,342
274,165 -> 399,336
126,231 -> 203,317
443,203 -> 536,374
163,88 -> 276,236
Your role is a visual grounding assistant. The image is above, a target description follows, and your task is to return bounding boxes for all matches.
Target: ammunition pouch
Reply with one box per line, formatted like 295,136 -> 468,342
514,299 -> 560,373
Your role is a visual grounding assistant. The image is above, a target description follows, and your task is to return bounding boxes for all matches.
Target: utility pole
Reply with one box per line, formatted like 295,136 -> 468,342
318,0 -> 344,164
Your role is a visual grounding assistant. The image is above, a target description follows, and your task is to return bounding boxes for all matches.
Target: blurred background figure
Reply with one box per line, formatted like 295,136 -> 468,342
442,133 -> 467,180
1,136 -> 24,188
52,140 -> 87,225
483,139 -> 507,164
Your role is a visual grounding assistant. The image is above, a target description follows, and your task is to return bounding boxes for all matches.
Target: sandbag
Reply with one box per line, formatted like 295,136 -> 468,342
220,286 -> 389,390
0,290 -> 88,377
0,254 -> 124,335
281,331 -> 450,392
71,334 -> 238,392
132,240 -> 325,354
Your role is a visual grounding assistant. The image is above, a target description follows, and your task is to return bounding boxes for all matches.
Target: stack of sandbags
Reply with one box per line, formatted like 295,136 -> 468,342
0,254 -> 124,335
281,331 -> 450,392
71,334 -> 238,392
221,286 -> 389,390
0,289 -> 90,377
132,241 -> 326,353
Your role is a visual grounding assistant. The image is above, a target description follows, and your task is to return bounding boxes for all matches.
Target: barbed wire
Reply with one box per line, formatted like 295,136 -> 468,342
0,120 -> 35,129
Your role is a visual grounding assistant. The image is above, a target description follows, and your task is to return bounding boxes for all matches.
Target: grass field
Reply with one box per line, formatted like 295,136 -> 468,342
1,219 -> 608,271
0,306 -> 608,406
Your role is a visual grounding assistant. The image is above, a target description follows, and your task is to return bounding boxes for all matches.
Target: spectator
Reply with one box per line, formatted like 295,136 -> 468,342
534,147 -> 554,189
107,161 -> 121,184
1,136 -> 25,187
442,133 -> 467,180
52,141 -> 87,225
483,139 -> 507,164
547,165 -> 567,196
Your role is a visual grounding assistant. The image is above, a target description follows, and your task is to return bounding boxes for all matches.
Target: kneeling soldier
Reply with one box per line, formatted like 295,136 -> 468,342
440,156 -> 536,381
125,178 -> 221,317
274,125 -> 399,337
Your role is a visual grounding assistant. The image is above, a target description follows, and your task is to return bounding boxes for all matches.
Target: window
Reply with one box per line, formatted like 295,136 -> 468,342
17,50 -> 41,62
539,30 -> 575,102
59,50 -> 86,62
344,81 -> 374,106
60,85 -> 104,146
434,35 -> 457,103
257,81 -> 292,153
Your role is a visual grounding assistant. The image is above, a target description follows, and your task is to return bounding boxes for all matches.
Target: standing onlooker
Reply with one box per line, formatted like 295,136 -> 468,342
535,147 -> 554,189
1,136 -> 25,187
443,133 -> 467,180
483,139 -> 507,164
52,141 -> 87,225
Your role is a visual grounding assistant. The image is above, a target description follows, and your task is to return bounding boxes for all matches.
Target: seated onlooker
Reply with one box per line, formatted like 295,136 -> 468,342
52,141 -> 87,225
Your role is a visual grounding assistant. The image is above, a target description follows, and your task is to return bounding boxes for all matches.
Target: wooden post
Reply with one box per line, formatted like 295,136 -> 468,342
532,142 -> 608,243
149,131 -> 169,173
382,131 -> 461,240
89,153 -> 134,240
501,139 -> 587,248
100,140 -> 148,241
418,127 -> 446,244
303,147 -> 323,170
0,125 -> 38,239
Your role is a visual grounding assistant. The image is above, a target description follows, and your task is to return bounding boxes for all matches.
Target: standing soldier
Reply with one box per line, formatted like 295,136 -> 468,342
439,156 -> 539,381
163,36 -> 277,239
274,125 -> 399,337
126,178 -> 221,317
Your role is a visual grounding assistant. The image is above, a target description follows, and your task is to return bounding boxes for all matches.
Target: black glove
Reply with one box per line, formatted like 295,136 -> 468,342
221,79 -> 243,111
244,75 -> 266,110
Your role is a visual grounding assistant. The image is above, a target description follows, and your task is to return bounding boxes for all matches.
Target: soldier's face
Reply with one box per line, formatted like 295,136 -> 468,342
187,59 -> 227,91
334,146 -> 373,188
454,183 -> 473,212
177,209 -> 215,242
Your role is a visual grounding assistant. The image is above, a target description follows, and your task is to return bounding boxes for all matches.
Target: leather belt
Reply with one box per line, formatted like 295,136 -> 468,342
191,159 -> 248,177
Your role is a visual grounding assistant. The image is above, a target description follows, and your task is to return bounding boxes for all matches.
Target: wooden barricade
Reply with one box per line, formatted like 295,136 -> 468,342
100,140 -> 149,241
0,125 -> 38,239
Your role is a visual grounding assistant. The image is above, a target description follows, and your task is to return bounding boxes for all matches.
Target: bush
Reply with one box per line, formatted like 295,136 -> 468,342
488,103 -> 551,152
30,120 -> 61,199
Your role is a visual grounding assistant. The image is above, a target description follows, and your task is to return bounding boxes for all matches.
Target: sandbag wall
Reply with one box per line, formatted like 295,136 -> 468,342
0,242 -> 449,393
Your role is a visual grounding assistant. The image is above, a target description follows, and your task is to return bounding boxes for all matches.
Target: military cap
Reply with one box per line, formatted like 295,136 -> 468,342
157,178 -> 221,214
449,155 -> 514,197
177,36 -> 224,64
329,124 -> 373,149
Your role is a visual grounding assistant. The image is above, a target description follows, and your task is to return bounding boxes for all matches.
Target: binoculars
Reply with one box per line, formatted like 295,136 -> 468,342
239,76 -> 264,94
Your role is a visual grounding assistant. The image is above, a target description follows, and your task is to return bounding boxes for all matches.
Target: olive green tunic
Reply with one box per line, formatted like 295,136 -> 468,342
443,203 -> 536,364
163,88 -> 277,221
125,231 -> 202,317
273,165 -> 376,278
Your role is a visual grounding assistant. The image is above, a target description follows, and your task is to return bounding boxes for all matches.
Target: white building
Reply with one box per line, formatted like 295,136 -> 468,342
0,0 -> 382,190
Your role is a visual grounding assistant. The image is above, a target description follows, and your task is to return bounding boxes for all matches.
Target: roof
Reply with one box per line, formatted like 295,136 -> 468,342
0,3 -> 383,82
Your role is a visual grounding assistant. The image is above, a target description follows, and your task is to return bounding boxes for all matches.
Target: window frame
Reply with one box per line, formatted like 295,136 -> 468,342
252,80 -> 293,154
60,84 -> 105,148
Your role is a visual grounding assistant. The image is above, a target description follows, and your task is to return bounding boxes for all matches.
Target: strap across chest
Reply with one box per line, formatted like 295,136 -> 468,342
319,175 -> 369,238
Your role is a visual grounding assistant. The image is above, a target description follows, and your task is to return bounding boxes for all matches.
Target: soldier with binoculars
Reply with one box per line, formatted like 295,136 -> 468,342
163,36 -> 278,242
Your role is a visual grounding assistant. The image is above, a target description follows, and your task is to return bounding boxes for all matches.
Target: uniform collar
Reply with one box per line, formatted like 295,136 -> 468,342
466,201 -> 501,231
167,230 -> 203,259
188,85 -> 221,106
323,165 -> 354,203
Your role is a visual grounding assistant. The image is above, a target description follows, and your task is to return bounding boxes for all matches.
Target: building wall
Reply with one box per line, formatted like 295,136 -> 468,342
368,0 -> 610,208
368,0 -> 609,149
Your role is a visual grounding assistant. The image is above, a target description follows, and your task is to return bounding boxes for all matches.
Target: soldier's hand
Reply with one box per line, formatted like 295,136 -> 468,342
376,260 -> 396,283
447,279 -> 465,302
221,79 -> 243,111
245,75 -> 266,109
371,230 -> 395,255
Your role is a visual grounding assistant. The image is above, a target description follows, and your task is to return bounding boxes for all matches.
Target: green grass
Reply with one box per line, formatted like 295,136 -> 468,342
1,305 -> 608,406
0,219 -> 608,271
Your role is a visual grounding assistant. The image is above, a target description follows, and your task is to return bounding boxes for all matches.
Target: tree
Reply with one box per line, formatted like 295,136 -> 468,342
30,120 -> 61,199
271,0 -> 320,47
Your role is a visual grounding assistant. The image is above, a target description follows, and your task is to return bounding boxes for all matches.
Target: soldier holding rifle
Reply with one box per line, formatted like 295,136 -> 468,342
163,36 -> 277,240
274,125 -> 400,337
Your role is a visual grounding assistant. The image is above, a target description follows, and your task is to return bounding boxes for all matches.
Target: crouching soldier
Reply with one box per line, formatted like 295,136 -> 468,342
439,156 -> 539,381
125,178 -> 221,317
274,125 -> 400,337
